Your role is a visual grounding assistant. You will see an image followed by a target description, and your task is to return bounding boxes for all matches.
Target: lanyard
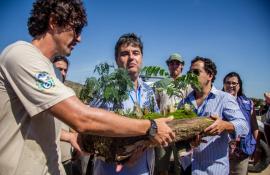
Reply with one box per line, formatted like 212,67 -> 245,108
129,86 -> 141,107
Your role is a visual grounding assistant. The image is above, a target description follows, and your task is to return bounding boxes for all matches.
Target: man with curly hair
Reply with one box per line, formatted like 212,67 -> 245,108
0,1 -> 174,175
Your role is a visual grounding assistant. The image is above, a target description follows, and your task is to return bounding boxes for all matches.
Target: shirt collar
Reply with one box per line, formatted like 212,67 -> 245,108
189,85 -> 218,101
137,77 -> 143,88
130,77 -> 143,92
210,85 -> 219,96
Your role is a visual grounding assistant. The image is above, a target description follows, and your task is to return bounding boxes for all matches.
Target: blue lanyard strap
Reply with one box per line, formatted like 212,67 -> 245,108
129,86 -> 141,107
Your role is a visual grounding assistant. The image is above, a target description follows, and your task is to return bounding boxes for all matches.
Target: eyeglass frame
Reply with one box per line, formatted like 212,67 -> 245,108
224,81 -> 239,87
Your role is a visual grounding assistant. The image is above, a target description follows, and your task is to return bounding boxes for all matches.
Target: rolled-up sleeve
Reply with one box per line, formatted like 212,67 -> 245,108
222,96 -> 248,139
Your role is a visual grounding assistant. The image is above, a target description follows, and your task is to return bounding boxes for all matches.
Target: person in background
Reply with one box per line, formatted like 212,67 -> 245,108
264,92 -> 270,124
0,0 -> 174,174
223,72 -> 259,175
53,55 -> 83,175
178,57 -> 248,175
156,53 -> 187,114
89,33 -> 161,175
53,56 -> 69,82
155,53 -> 191,175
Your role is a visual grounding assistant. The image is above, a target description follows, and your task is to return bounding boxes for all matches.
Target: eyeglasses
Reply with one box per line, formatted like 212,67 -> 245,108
188,69 -> 200,76
225,81 -> 239,86
70,26 -> 82,39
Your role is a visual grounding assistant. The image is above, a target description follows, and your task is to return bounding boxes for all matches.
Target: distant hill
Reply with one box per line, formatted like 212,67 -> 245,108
64,80 -> 83,97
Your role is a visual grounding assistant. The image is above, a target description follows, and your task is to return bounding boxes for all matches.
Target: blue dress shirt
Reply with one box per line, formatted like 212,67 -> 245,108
178,86 -> 248,175
90,78 -> 159,175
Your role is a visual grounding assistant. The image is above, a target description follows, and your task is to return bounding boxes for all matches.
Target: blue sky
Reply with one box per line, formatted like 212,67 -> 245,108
0,0 -> 269,98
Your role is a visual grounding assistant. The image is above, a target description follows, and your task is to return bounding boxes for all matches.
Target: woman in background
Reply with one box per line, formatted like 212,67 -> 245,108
223,72 -> 259,175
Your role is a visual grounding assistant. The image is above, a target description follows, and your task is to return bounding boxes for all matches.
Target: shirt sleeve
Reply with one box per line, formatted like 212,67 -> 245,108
1,43 -> 75,117
222,95 -> 249,139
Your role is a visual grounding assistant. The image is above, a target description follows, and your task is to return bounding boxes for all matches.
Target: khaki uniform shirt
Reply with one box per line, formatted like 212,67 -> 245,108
0,41 -> 75,175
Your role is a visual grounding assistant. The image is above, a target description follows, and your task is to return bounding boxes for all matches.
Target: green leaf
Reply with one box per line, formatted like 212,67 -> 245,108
141,66 -> 169,78
80,62 -> 134,111
141,65 -> 201,99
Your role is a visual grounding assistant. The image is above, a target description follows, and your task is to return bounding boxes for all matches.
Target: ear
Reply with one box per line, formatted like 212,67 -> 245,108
208,72 -> 213,81
48,15 -> 57,32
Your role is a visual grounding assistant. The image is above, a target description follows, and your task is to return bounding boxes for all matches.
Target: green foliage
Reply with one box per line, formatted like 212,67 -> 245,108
79,77 -> 99,103
143,108 -> 196,120
141,66 -> 202,99
141,66 -> 169,77
79,63 -> 133,109
143,112 -> 163,120
169,108 -> 197,119
80,64 -> 200,118
169,73 -> 202,97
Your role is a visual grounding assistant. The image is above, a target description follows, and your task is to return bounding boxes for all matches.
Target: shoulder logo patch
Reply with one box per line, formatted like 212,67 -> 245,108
35,72 -> 55,90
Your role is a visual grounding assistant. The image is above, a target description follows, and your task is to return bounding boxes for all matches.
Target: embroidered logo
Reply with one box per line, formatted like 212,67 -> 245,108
35,72 -> 55,90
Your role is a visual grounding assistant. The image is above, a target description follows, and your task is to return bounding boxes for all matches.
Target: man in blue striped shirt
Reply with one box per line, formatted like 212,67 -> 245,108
178,56 -> 248,175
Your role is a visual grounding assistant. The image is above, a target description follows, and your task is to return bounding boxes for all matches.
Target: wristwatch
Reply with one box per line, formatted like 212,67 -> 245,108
147,119 -> 158,138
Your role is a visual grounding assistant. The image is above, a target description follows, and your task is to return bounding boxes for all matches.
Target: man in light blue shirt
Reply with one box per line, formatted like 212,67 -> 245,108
178,56 -> 248,175
89,33 -> 161,175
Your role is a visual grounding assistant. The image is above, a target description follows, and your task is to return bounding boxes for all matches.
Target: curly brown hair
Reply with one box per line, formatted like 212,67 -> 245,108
28,0 -> 87,38
191,56 -> 217,83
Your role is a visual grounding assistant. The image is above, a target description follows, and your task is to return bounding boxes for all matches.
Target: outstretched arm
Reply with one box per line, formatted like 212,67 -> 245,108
50,96 -> 175,145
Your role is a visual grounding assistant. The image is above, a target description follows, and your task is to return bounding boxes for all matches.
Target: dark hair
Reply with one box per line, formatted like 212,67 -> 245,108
28,0 -> 87,38
222,72 -> 244,96
114,33 -> 143,60
191,56 -> 217,83
53,55 -> 69,67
